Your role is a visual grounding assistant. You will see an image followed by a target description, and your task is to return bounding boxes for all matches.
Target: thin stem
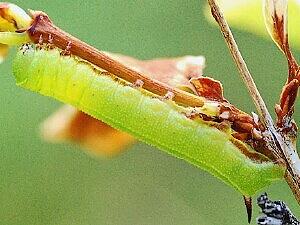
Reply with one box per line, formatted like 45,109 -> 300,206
207,0 -> 300,204
207,0 -> 274,129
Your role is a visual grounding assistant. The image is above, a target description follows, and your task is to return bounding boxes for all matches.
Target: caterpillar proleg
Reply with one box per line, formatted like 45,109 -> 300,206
12,45 -> 284,196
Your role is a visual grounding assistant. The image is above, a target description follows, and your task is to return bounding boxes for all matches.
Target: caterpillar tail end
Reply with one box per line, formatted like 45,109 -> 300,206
243,195 -> 252,224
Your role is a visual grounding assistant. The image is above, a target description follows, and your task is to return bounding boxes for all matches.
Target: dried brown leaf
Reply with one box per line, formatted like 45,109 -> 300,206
106,52 -> 205,92
263,0 -> 288,53
263,1 -> 300,128
190,77 -> 225,102
41,105 -> 135,157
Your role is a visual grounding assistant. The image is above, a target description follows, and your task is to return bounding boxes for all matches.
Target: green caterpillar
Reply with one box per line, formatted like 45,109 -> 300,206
12,44 -> 284,197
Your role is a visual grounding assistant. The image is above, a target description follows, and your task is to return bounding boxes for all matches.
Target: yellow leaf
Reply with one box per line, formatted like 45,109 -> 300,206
205,0 -> 300,49
0,3 -> 32,62
0,3 -> 32,31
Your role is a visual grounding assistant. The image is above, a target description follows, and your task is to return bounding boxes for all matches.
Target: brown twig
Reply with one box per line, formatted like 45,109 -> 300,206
26,11 -> 205,108
207,0 -> 300,204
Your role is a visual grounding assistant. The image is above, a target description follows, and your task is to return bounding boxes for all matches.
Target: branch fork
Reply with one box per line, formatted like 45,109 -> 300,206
207,0 -> 300,207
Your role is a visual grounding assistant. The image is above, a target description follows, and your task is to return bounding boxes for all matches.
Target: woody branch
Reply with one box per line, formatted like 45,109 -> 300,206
207,0 -> 300,204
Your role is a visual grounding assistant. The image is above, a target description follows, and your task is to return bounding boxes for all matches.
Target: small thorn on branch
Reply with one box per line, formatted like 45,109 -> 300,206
162,91 -> 175,101
130,79 -> 144,88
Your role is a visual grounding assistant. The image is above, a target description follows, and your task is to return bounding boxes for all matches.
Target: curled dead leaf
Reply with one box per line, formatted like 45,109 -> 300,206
262,0 -> 300,130
190,77 -> 225,102
263,0 -> 288,53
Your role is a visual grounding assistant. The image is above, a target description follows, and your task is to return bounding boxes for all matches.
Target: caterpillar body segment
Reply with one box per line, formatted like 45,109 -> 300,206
12,46 -> 284,196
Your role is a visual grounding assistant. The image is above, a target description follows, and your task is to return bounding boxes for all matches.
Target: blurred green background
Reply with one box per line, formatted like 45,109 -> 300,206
1,1 -> 299,224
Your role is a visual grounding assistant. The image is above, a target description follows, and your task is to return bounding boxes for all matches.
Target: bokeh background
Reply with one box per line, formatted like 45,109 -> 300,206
1,1 -> 299,224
